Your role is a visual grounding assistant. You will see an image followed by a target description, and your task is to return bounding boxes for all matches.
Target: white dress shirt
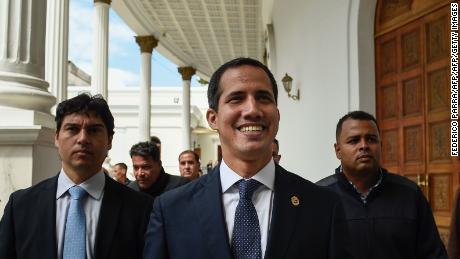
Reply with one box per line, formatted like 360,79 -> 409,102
56,170 -> 105,259
220,159 -> 275,257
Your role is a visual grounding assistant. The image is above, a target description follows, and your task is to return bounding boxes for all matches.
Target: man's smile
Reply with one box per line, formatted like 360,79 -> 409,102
238,125 -> 265,132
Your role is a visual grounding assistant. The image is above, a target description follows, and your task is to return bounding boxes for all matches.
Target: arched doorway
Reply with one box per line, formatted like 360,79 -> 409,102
375,0 -> 457,243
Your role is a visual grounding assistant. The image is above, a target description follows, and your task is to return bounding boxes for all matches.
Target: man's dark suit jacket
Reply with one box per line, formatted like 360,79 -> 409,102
144,164 -> 353,259
0,173 -> 154,259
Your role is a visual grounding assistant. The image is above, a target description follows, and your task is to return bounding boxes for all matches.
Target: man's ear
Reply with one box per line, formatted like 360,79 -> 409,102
206,108 -> 218,130
334,143 -> 341,160
108,135 -> 113,150
275,108 -> 280,134
55,133 -> 59,148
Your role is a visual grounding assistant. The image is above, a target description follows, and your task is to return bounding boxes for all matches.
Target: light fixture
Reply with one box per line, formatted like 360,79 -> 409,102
282,73 -> 299,100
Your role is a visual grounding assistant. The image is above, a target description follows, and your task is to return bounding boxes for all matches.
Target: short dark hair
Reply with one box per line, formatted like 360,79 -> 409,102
336,111 -> 380,141
55,93 -> 114,136
207,57 -> 278,111
150,136 -> 161,145
129,141 -> 160,162
178,150 -> 200,163
114,162 -> 127,171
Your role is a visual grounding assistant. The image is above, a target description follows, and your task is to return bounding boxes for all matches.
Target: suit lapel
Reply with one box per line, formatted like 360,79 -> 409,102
193,169 -> 233,259
94,175 -> 122,259
265,166 -> 300,259
38,176 -> 59,259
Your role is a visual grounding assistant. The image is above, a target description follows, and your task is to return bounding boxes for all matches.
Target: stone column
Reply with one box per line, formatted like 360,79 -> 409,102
45,0 -> 69,109
135,36 -> 158,141
178,66 -> 196,150
0,0 -> 56,113
92,0 -> 111,100
0,0 -> 61,215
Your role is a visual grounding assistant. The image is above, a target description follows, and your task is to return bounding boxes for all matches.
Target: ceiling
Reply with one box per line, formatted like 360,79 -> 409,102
113,0 -> 265,79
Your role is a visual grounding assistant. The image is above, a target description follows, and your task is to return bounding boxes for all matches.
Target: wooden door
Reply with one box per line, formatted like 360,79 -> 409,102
375,0 -> 459,244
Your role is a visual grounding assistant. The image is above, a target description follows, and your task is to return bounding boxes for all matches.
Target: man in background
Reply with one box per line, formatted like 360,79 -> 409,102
113,162 -> 131,185
178,150 -> 201,181
128,141 -> 188,199
317,110 -> 447,259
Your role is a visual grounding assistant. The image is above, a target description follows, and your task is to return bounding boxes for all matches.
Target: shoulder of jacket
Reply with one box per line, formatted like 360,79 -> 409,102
316,174 -> 338,187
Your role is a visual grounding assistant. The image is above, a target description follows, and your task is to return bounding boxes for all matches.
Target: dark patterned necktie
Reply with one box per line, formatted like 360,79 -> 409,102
232,179 -> 262,259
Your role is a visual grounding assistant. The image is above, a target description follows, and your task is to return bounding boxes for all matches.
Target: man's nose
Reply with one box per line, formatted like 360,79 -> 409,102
242,97 -> 262,118
359,138 -> 370,150
76,129 -> 89,144
136,168 -> 145,176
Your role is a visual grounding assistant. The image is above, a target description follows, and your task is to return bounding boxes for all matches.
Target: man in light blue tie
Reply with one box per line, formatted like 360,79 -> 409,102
143,57 -> 353,259
63,186 -> 87,258
0,93 -> 154,259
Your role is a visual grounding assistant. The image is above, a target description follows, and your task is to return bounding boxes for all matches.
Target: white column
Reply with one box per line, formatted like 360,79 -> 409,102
45,0 -> 69,109
0,0 -> 56,113
178,67 -> 196,150
139,53 -> 152,142
92,0 -> 111,100
135,36 -> 158,141
0,0 -> 61,216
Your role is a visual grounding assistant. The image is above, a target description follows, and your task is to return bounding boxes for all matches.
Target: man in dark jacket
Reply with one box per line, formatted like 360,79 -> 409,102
143,57 -> 353,259
128,141 -> 188,199
317,110 -> 447,259
0,94 -> 153,259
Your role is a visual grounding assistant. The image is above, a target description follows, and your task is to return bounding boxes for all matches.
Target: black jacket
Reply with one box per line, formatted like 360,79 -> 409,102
317,167 -> 447,259
128,168 -> 189,199
0,174 -> 153,259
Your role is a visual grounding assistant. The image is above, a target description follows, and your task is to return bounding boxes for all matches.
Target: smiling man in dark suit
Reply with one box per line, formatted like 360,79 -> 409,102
0,93 -> 153,259
143,57 -> 352,259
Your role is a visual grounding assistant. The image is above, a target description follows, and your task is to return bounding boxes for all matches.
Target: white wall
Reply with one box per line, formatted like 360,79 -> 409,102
270,0 -> 376,182
0,127 -> 60,214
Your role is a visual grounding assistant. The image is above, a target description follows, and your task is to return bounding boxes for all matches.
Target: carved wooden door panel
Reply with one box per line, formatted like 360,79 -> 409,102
424,6 -> 458,243
375,1 -> 458,244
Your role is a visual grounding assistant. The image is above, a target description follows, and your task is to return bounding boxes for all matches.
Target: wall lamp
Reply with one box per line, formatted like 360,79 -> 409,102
282,73 -> 299,100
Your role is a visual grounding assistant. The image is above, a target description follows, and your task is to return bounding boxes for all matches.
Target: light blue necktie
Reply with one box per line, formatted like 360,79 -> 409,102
232,179 -> 262,259
63,186 -> 88,259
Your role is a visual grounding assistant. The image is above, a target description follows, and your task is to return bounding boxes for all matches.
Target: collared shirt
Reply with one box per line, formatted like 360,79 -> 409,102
56,170 -> 105,259
220,159 -> 275,257
340,165 -> 383,204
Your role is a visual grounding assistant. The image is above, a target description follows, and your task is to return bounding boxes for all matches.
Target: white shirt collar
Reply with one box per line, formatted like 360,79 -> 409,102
56,169 -> 105,200
220,158 -> 275,193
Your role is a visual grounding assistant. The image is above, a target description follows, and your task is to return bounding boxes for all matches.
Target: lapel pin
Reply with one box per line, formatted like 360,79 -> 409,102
291,196 -> 300,207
